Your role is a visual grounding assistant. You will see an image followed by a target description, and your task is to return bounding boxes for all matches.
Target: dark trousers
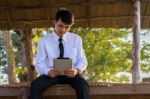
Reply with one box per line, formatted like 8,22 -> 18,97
30,74 -> 89,99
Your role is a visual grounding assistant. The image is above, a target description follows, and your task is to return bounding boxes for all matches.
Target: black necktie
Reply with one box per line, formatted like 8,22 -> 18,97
59,37 -> 64,58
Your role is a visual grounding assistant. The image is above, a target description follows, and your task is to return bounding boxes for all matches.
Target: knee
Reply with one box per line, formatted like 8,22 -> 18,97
74,75 -> 89,87
30,79 -> 45,93
31,79 -> 39,88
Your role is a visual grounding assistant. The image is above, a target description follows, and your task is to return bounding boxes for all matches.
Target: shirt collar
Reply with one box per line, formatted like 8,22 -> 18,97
52,32 -> 68,43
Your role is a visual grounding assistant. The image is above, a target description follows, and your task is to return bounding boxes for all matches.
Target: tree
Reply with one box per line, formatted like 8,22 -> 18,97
72,28 -> 132,82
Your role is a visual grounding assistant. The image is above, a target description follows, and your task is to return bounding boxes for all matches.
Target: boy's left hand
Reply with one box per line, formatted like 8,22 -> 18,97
64,68 -> 78,78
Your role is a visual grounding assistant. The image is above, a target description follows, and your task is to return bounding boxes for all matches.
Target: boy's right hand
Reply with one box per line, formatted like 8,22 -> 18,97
47,68 -> 60,78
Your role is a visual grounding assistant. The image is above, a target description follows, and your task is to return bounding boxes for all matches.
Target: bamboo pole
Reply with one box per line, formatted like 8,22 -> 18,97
21,28 -> 37,81
132,0 -> 141,84
3,30 -> 17,84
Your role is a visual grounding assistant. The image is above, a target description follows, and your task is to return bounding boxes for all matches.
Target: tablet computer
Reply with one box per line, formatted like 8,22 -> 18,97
53,58 -> 72,75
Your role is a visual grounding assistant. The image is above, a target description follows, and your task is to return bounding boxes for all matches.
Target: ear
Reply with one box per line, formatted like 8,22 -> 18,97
70,22 -> 75,26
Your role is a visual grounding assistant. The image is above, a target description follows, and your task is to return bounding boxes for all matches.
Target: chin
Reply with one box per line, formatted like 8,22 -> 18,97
59,33 -> 65,36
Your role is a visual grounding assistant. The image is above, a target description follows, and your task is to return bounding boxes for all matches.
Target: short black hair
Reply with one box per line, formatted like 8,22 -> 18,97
55,9 -> 74,25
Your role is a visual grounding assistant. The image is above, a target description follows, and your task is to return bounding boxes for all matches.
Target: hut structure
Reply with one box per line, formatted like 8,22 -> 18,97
0,0 -> 150,29
0,0 -> 150,99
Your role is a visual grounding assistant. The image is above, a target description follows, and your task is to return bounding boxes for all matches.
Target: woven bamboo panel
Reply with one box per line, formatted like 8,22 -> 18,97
0,0 -> 150,29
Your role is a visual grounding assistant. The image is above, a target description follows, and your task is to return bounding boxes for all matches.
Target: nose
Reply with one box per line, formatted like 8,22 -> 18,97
60,27 -> 66,32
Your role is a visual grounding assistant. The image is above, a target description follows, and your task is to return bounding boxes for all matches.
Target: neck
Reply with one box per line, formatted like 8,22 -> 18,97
54,30 -> 63,37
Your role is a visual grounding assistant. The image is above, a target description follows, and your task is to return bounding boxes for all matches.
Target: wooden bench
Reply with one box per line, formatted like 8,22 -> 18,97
142,77 -> 150,83
0,85 -> 27,99
1,82 -> 150,99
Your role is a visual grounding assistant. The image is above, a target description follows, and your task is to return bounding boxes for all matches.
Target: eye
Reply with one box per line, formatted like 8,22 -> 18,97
65,26 -> 69,29
59,24 -> 62,27
65,25 -> 71,28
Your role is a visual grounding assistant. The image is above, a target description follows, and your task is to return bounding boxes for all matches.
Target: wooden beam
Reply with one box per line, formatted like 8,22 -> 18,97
4,0 -> 13,29
0,16 -> 150,29
132,0 -> 141,84
1,83 -> 150,97
6,11 -> 12,29
0,1 -> 133,10
1,15 -> 150,22
46,0 -> 51,26
141,1 -> 148,27
0,0 -> 150,11
83,0 -> 91,27
126,3 -> 132,28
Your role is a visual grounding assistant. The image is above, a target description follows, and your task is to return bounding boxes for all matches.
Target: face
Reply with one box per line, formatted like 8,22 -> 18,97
54,19 -> 71,37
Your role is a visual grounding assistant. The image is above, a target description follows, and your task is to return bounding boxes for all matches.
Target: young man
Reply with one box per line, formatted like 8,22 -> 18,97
30,9 -> 89,99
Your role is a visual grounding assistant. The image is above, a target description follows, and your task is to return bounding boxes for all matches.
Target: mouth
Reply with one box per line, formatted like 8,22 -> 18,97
59,32 -> 65,35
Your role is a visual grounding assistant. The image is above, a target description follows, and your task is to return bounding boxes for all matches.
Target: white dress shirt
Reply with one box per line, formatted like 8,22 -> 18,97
35,32 -> 88,75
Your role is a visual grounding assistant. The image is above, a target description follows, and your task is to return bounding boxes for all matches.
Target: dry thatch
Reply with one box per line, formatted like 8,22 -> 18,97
0,0 -> 150,29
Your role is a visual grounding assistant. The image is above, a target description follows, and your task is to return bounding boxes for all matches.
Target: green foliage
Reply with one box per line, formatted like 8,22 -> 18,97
16,66 -> 27,82
0,28 -> 149,83
11,31 -> 22,67
72,28 -> 132,82
0,31 -> 7,73
141,44 -> 150,72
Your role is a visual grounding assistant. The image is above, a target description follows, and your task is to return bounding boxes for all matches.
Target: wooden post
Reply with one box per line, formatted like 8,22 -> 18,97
21,28 -> 37,81
132,0 -> 141,84
3,30 -> 17,84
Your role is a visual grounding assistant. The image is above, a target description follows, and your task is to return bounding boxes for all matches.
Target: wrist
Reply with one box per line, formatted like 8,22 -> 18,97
76,68 -> 81,74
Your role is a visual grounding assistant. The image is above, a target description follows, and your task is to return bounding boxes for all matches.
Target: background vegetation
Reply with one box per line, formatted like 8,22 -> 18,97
0,28 -> 150,84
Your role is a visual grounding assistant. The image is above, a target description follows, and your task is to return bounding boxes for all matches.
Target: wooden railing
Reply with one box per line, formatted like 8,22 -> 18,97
1,82 -> 150,99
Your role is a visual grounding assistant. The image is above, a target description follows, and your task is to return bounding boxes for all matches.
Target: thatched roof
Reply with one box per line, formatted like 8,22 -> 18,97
0,0 -> 150,29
